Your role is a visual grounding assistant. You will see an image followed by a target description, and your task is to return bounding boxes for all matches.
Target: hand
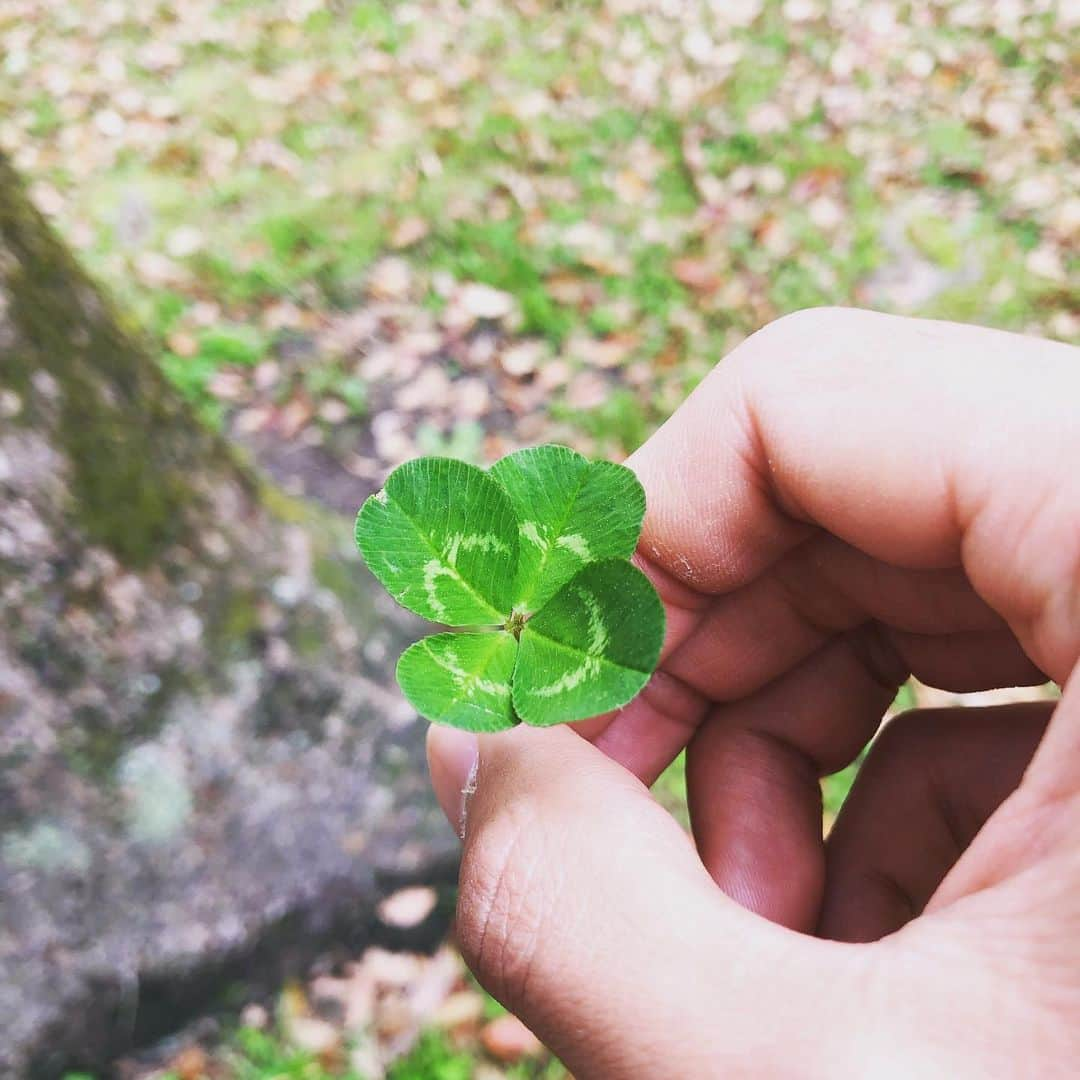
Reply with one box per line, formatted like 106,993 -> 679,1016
428,309 -> 1080,1077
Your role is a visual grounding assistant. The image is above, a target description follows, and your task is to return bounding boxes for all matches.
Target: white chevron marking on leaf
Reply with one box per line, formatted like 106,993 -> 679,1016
532,655 -> 601,697
422,559 -> 454,619
532,586 -> 608,698
445,531 -> 512,564
578,586 -> 609,655
424,641 -> 506,697
556,533 -> 591,560
519,521 -> 545,548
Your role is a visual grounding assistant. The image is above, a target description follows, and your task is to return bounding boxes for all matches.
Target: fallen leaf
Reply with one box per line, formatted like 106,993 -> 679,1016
673,257 -> 721,294
480,1015 -> 543,1063
376,886 -> 438,928
390,216 -> 430,248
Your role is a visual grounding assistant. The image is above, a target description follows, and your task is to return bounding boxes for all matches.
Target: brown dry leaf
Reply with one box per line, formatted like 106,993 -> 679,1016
167,1045 -> 209,1080
285,1015 -> 342,1056
564,370 -> 609,409
390,216 -> 430,249
613,168 -> 649,204
133,251 -> 185,287
672,257 -> 721,294
376,886 -> 438,929
545,271 -> 590,305
361,947 -> 423,989
574,334 -> 636,369
207,370 -> 248,402
480,1015 -> 544,1063
458,282 -> 515,321
233,405 -> 274,436
368,257 -> 414,302
167,330 -> 198,357
453,377 -> 492,419
277,395 -> 315,440
318,398 -> 350,424
791,165 -> 845,200
500,340 -> 548,377
397,365 -> 452,411
371,412 -> 414,463
433,990 -> 485,1033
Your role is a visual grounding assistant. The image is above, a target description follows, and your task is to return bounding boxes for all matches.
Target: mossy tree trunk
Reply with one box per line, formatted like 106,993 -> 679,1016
0,153 -> 451,1077
0,154 -> 240,566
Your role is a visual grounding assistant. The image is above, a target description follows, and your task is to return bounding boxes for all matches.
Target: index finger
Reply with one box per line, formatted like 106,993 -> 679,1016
631,307 -> 1080,682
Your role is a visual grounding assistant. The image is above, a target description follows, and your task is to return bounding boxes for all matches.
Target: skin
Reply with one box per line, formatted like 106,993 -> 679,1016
427,309 -> 1080,1077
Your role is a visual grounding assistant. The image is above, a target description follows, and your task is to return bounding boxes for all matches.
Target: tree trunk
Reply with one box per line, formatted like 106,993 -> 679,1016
0,154 -> 453,1077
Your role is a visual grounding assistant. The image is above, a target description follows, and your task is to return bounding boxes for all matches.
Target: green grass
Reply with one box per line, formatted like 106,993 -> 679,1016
161,324 -> 270,428
6,0 -> 1071,430
654,682 -> 922,829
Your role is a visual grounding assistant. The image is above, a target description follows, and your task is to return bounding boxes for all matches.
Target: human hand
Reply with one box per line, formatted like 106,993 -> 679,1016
428,309 -> 1080,1077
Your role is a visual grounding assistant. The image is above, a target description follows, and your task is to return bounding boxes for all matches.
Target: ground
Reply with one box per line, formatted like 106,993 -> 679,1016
2,0 -> 1076,1076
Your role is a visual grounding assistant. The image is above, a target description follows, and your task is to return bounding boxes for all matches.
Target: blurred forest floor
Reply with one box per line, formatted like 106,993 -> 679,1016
2,0 -> 1075,1076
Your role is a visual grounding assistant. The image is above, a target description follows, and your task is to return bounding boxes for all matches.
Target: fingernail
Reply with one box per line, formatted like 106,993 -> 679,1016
426,726 -> 479,839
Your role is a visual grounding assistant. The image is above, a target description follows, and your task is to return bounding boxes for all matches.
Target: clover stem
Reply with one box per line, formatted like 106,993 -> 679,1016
504,608 -> 529,639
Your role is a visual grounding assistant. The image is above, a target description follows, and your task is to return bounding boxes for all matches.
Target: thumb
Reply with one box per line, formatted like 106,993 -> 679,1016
427,724 -> 861,1078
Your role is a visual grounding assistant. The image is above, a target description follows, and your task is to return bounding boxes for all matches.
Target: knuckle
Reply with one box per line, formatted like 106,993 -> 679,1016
743,305 -> 857,358
867,708 -> 943,772
456,799 -> 549,1011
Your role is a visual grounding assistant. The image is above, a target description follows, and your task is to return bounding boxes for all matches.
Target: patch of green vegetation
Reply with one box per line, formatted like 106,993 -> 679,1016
351,0 -> 410,54
386,1031 -> 473,1080
921,119 -> 985,187
239,199 -> 384,307
603,245 -> 689,322
727,48 -> 788,116
651,117 -> 700,214
227,1026 -> 362,1079
28,92 -> 63,137
823,682 -> 917,818
989,34 -> 1023,67
415,419 -> 485,462
653,751 -> 689,829
768,259 -> 832,313
822,755 -> 861,820
906,212 -> 963,269
161,323 -> 269,427
429,218 -> 577,342
304,360 -> 368,417
555,387 -> 656,456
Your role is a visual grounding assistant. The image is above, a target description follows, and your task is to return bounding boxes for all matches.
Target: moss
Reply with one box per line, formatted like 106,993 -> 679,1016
259,480 -> 318,526
215,587 -> 262,647
0,153 -> 245,567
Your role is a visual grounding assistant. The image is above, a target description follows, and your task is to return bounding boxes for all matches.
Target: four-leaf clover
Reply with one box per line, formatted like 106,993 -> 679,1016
355,445 -> 665,731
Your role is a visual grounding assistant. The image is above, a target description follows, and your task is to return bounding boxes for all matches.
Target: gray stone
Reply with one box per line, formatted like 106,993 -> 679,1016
0,155 -> 458,1078
0,462 -> 457,1077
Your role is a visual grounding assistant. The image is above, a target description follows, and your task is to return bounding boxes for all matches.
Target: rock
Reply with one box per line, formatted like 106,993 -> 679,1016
480,1015 -> 544,1063
0,154 -> 457,1076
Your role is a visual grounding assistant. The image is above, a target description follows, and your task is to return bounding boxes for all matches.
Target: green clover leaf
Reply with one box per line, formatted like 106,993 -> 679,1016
490,444 -> 645,610
355,445 -> 665,730
355,456 -> 519,625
